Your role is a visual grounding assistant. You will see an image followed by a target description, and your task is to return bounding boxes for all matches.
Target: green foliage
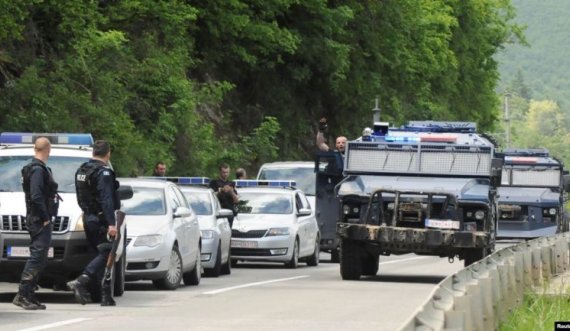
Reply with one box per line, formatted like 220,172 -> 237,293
0,0 -> 522,176
500,292 -> 570,331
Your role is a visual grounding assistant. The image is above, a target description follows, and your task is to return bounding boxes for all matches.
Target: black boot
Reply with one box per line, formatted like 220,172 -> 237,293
67,274 -> 92,305
29,293 -> 47,310
13,293 -> 41,310
100,284 -> 116,306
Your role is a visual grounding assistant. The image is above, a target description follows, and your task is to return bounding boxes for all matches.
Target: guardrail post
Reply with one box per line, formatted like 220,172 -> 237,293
522,246 -> 533,288
531,245 -> 543,286
540,243 -> 552,283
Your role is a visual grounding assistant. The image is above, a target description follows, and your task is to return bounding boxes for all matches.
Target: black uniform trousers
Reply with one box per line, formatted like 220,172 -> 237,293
19,223 -> 52,295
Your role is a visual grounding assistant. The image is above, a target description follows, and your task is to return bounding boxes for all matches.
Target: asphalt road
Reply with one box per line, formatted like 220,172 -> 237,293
0,252 -> 467,331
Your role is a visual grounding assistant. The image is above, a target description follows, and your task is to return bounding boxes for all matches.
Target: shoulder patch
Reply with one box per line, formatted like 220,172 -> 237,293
102,170 -> 110,176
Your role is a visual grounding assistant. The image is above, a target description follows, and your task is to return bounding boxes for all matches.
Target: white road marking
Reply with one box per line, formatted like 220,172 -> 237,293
203,275 -> 310,295
17,318 -> 91,331
379,256 -> 430,265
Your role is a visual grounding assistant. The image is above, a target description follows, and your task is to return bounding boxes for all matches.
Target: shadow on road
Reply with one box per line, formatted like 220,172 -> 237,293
0,291 -> 76,304
358,274 -> 446,284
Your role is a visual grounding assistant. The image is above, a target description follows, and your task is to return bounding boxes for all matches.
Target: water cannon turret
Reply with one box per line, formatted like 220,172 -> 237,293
371,98 -> 389,137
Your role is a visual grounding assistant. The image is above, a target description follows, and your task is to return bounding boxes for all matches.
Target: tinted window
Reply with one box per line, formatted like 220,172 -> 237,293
0,155 -> 89,193
237,192 -> 292,214
258,167 -> 316,195
182,191 -> 213,215
121,187 -> 166,215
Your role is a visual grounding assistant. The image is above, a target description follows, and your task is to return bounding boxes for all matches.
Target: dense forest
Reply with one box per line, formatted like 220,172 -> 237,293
0,1 -> 522,177
495,0 -> 570,165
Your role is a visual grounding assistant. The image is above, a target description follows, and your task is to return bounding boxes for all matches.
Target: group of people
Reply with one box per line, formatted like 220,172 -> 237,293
15,138 -> 120,310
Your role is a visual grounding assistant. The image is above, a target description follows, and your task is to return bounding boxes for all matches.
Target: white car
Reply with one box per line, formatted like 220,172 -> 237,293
178,180 -> 233,277
119,178 -> 202,290
231,180 -> 320,268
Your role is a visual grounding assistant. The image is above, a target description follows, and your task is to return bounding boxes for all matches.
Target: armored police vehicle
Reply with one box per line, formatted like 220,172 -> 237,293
497,148 -> 570,239
0,132 -> 127,298
331,121 -> 502,280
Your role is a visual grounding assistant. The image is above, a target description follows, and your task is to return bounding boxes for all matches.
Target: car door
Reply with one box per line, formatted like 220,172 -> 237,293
212,193 -> 231,262
295,192 -> 312,257
168,186 -> 190,263
174,186 -> 200,269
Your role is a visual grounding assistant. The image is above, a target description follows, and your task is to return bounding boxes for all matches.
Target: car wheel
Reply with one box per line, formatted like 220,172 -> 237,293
183,247 -> 201,286
221,248 -> 231,275
153,246 -> 183,290
306,238 -> 320,267
204,244 -> 222,277
285,239 -> 299,269
340,239 -> 363,280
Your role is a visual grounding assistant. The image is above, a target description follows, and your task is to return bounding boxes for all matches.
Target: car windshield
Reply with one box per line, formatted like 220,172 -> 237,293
258,167 -> 315,195
121,187 -> 166,215
237,192 -> 292,214
0,155 -> 90,193
182,191 -> 213,215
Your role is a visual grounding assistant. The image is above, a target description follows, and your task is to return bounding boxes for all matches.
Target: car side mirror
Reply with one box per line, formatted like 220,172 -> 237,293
217,208 -> 234,219
564,174 -> 570,192
117,185 -> 134,200
297,208 -> 312,217
174,206 -> 192,218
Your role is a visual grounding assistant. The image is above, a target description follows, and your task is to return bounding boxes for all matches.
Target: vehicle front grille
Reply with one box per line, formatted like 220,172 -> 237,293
232,229 -> 267,238
231,248 -> 272,256
1,215 -> 71,233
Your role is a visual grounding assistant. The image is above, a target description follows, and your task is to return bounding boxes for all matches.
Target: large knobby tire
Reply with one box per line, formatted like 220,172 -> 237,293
340,239 -> 363,280
463,248 -> 487,267
153,246 -> 183,290
221,248 -> 231,275
362,254 -> 379,276
183,247 -> 201,286
285,239 -> 300,269
204,244 -> 222,277
306,239 -> 320,267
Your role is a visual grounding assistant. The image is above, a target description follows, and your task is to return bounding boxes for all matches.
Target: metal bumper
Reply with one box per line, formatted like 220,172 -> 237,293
337,223 -> 491,254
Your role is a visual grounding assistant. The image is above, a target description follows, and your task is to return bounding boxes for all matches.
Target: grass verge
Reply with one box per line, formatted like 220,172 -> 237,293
500,292 -> 570,331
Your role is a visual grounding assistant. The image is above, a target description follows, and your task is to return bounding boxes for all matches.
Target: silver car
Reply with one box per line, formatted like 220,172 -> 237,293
119,178 -> 202,290
179,184 -> 233,277
231,182 -> 320,268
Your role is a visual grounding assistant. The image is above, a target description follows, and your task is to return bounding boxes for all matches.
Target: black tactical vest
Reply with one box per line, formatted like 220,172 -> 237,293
75,162 -> 103,213
22,161 -> 59,218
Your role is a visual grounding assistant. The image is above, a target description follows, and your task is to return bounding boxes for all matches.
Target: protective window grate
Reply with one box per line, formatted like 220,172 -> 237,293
502,169 -> 560,187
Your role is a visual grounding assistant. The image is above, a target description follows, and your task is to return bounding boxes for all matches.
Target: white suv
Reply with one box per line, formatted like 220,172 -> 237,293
0,132 -> 126,297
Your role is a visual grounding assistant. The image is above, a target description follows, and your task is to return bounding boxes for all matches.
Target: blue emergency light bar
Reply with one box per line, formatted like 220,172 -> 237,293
384,135 -> 421,143
400,121 -> 477,133
0,132 -> 94,146
176,177 -> 210,185
234,180 -> 296,188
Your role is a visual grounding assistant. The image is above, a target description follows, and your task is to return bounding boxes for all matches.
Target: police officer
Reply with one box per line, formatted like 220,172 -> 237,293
315,117 -> 347,154
210,163 -> 239,227
67,140 -> 120,306
13,137 -> 59,310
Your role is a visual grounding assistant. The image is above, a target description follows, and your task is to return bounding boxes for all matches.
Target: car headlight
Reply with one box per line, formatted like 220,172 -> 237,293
474,210 -> 485,220
267,227 -> 290,236
343,204 -> 360,215
201,230 -> 215,239
134,235 -> 163,247
549,208 -> 557,215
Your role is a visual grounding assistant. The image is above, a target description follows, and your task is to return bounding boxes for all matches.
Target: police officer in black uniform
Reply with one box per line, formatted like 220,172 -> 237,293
13,137 -> 59,310
209,163 -> 239,227
67,140 -> 120,306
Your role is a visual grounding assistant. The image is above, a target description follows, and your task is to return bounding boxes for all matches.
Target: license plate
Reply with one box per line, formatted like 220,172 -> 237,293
7,246 -> 54,258
425,219 -> 460,230
231,240 -> 258,248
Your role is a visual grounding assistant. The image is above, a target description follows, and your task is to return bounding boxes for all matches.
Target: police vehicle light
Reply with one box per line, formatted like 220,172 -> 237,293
474,210 -> 485,220
508,157 -> 538,164
234,180 -> 296,188
419,134 -> 457,143
176,177 -> 210,185
384,136 -> 421,143
0,132 -> 94,146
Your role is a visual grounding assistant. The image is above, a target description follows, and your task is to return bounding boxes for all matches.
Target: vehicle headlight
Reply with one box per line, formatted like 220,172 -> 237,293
342,205 -> 350,215
343,204 -> 360,215
73,214 -> 84,231
267,227 -> 290,236
201,230 -> 215,239
474,210 -> 485,220
549,208 -> 557,215
134,235 -> 163,247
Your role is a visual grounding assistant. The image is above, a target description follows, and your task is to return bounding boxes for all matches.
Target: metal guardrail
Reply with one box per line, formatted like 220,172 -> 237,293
400,232 -> 570,331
